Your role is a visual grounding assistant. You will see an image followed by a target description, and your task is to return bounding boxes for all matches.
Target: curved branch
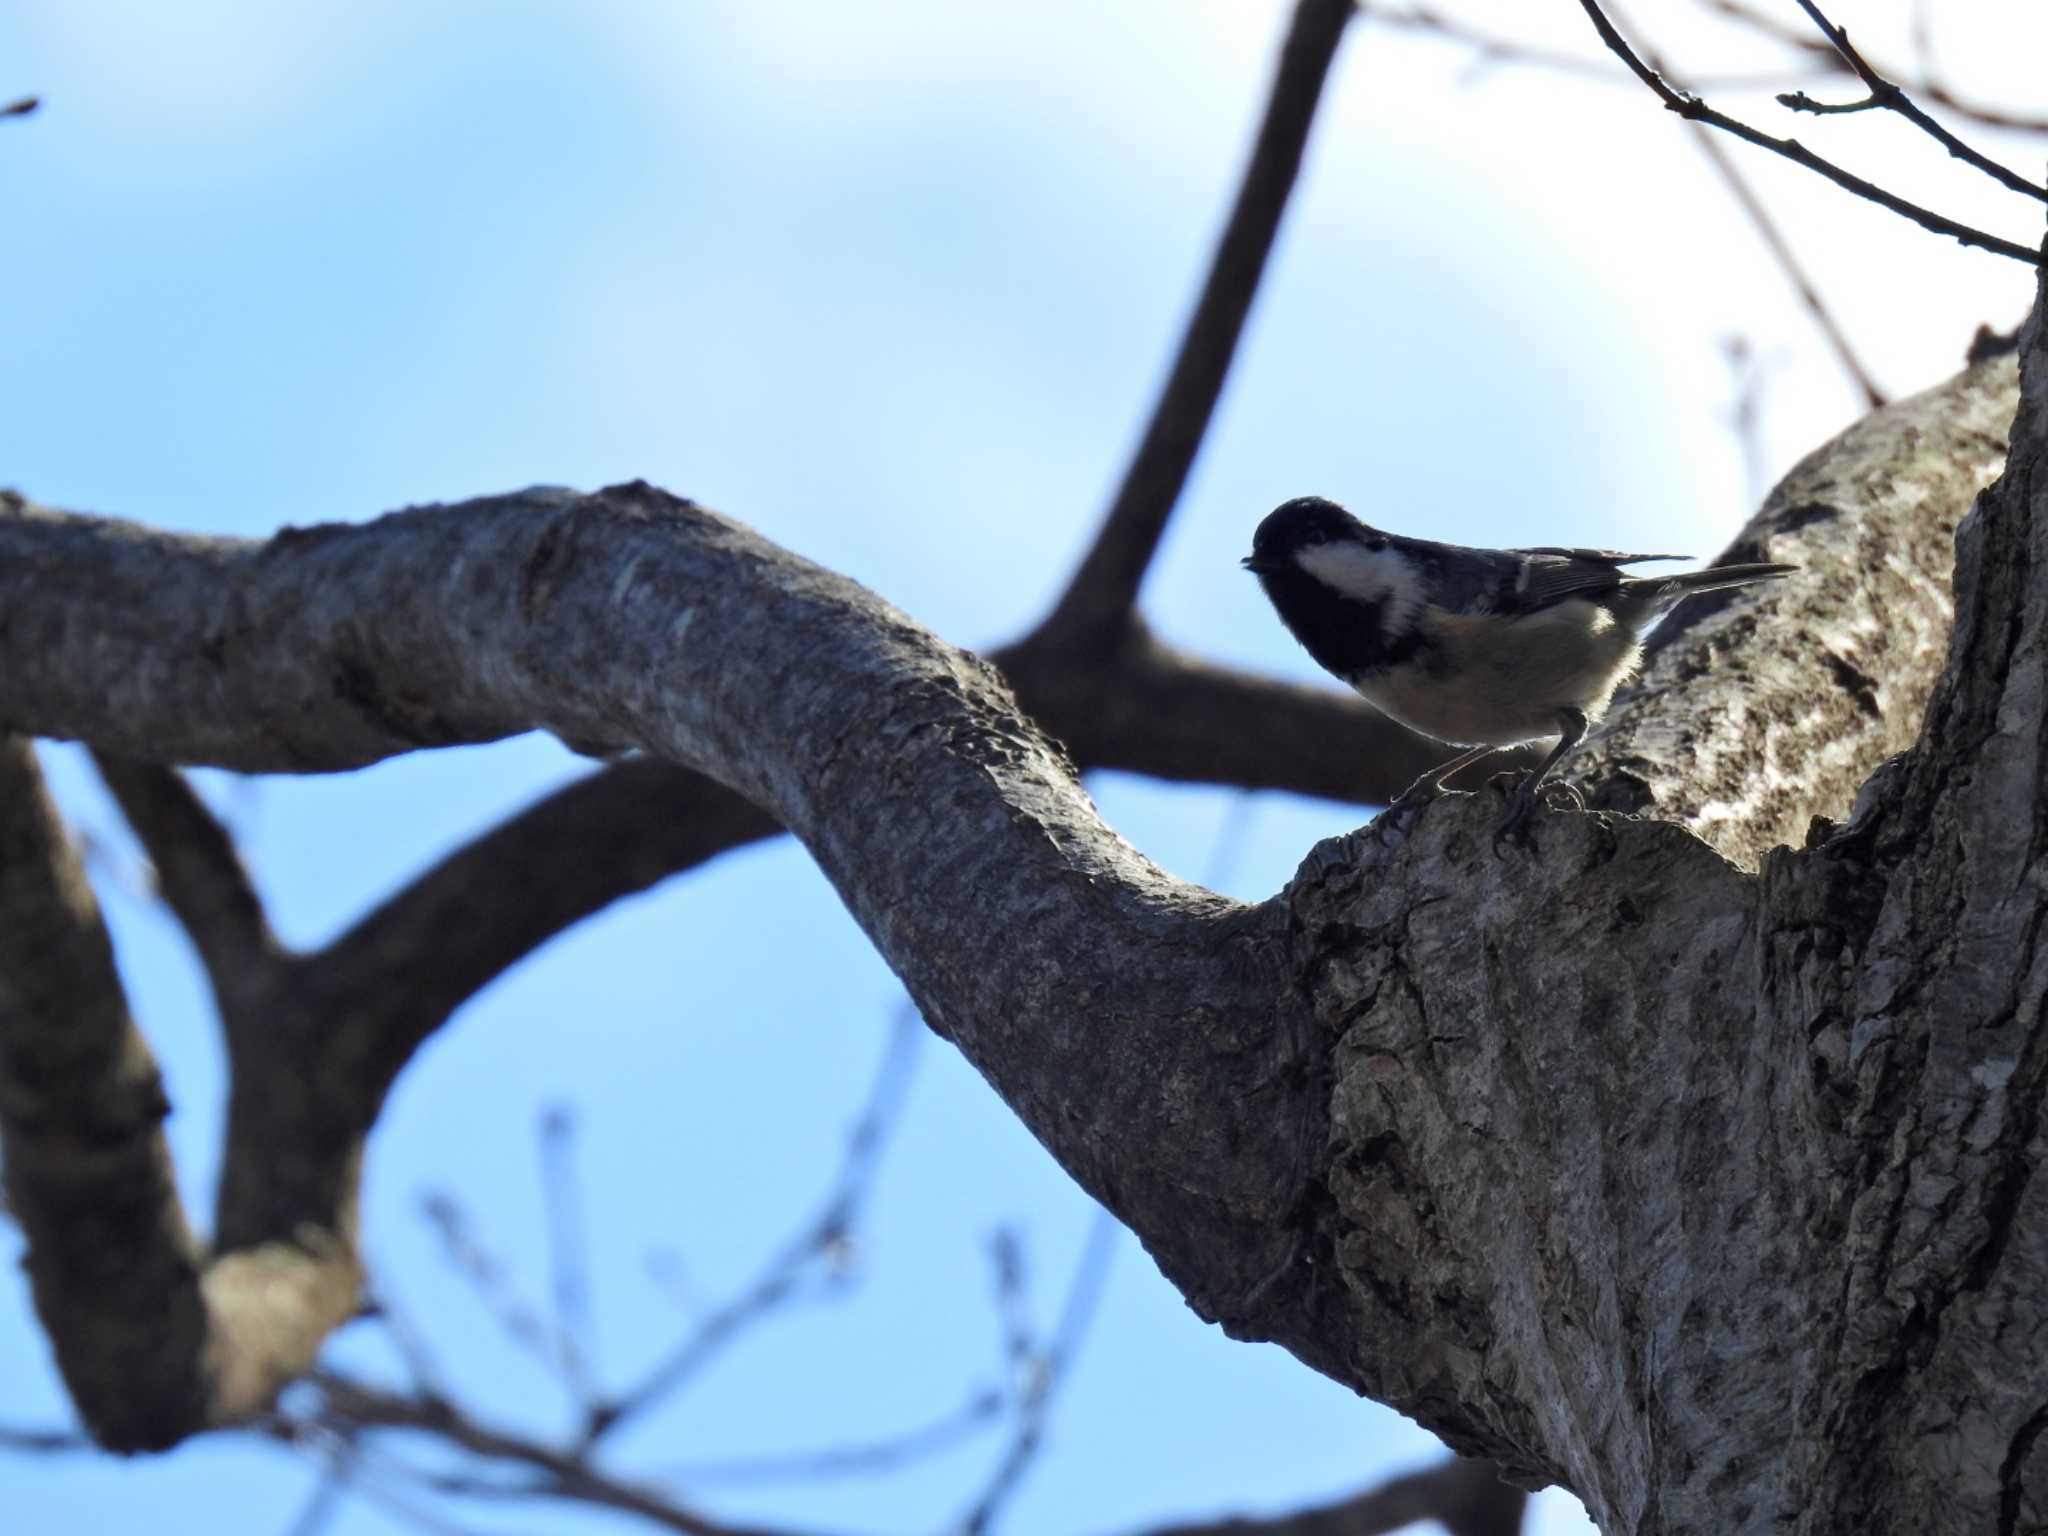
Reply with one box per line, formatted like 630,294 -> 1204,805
0,349 -> 2015,1476
313,756 -> 776,1074
0,739 -> 356,1450
89,752 -> 283,1023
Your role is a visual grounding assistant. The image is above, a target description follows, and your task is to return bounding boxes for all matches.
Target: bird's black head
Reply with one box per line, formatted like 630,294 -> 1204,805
1241,496 -> 1382,574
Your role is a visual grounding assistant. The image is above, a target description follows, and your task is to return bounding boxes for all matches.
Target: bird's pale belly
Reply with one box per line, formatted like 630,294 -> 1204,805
1350,600 -> 1644,747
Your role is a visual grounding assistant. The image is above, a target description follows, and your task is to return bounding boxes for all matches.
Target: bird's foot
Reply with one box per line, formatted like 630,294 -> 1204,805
1492,776 -> 1548,853
1491,776 -> 1584,852
1373,778 -> 1446,846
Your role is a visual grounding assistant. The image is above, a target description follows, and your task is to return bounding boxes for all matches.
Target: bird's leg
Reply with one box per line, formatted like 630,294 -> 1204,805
1374,742 -> 1500,843
1495,707 -> 1588,849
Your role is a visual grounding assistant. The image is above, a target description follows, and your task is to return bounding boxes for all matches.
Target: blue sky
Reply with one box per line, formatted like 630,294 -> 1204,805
4,3 -> 2044,1534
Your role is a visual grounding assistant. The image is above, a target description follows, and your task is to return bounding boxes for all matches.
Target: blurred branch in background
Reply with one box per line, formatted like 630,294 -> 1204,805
1041,0 -> 1354,643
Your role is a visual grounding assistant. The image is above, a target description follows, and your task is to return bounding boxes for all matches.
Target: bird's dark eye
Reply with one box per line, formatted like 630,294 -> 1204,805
1363,539 -> 1386,553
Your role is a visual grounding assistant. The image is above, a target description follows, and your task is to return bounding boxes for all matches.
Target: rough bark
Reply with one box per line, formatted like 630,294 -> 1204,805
0,329 -> 2036,1532
0,741 -> 358,1449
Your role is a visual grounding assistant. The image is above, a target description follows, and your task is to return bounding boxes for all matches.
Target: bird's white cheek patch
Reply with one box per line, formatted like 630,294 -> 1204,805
1295,541 -> 1400,602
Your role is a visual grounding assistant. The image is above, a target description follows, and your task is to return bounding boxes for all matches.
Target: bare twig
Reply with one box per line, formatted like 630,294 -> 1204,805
1774,0 -> 2045,202
1366,5 -> 1821,94
659,1388 -> 1006,1486
1683,116 -> 1886,408
306,1373 -> 821,1536
958,1209 -> 1120,1536
0,1422 -> 89,1453
1699,0 -> 2048,133
538,1105 -> 601,1412
1574,0 -> 2041,265
0,96 -> 36,119
593,1007 -> 921,1441
1719,334 -> 1781,509
361,1287 -> 449,1402
281,1450 -> 357,1536
1366,6 -> 1619,82
1040,0 -> 1354,640
417,1192 -> 555,1367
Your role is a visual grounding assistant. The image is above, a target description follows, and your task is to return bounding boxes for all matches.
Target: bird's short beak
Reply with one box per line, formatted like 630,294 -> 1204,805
1240,554 -> 1265,572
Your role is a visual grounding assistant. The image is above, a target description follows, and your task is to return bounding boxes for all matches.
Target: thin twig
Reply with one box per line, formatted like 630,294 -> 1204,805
281,1447 -> 357,1536
1367,6 -> 1617,81
306,1373 -> 820,1536
1682,91 -> 1886,407
0,1422 -> 89,1452
361,1286 -> 450,1402
957,1210 -> 1119,1536
1775,0 -> 2045,202
1593,0 -> 1885,406
593,1006 -> 921,1441
417,1192 -> 556,1367
1574,0 -> 2040,265
1366,5 -> 1822,95
1,96 -> 36,119
1701,0 -> 2048,134
1719,335 -> 1780,511
659,1387 -> 1006,1486
1039,0 -> 1354,641
538,1104 -> 601,1413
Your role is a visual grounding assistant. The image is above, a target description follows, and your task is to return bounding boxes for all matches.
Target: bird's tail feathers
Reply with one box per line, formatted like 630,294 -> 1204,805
1633,561 -> 1796,605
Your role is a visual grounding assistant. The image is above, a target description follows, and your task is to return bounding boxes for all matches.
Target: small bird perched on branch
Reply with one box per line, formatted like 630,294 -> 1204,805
1242,495 -> 1794,842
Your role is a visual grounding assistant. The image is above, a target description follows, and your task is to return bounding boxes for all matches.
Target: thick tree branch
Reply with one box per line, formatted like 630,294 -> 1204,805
0,739 -> 356,1450
302,631 -> 1464,1067
0,342 -> 2023,1515
1039,0 -> 1352,641
314,756 -> 776,1063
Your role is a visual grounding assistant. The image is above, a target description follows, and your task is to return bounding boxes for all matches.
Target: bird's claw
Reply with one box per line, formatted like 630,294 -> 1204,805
1372,783 -> 1442,846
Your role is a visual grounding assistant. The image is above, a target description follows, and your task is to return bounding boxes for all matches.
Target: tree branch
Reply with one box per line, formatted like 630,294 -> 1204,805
1038,0 -> 1353,641
0,739 -> 357,1450
306,1373 -> 814,1536
89,752 -> 283,1022
1573,0 -> 2041,265
1775,1 -> 2047,202
1681,103 -> 1886,408
1133,1455 -> 1524,1536
0,340 -> 2018,1489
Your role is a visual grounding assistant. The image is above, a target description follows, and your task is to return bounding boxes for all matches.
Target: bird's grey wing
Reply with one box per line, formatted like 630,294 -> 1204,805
1511,545 -> 1690,565
1500,548 -> 1688,612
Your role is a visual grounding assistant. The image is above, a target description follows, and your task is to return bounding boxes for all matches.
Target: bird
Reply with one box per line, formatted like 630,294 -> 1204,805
1241,495 -> 1795,842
